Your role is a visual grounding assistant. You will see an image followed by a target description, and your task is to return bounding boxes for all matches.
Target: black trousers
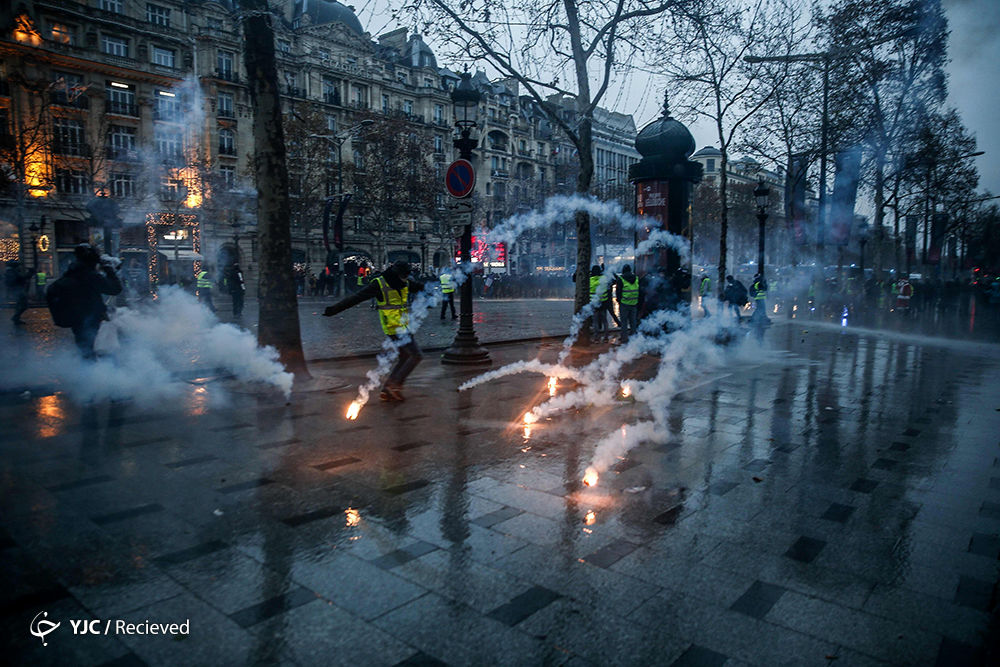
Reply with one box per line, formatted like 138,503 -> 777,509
440,292 -> 456,319
231,290 -> 244,317
386,335 -> 422,387
72,316 -> 102,360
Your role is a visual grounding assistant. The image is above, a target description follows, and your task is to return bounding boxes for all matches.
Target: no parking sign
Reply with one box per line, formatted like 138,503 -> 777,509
445,159 -> 475,199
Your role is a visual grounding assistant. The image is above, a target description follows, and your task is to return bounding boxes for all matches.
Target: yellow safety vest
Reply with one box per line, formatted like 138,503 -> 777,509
440,273 -> 455,294
700,276 -> 711,296
620,276 -> 639,306
589,275 -> 609,302
375,275 -> 409,336
36,272 -> 47,286
196,271 -> 213,289
752,280 -> 767,300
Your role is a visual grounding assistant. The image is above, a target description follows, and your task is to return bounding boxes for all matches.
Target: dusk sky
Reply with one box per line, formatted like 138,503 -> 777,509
358,0 -> 999,196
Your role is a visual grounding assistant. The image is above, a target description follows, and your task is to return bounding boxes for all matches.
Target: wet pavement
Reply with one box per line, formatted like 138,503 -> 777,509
2,302 -> 1000,665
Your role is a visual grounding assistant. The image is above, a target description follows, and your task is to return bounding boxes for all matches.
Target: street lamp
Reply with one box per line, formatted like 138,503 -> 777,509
754,179 -> 770,274
746,27 -> 917,256
442,71 -> 490,366
310,119 -> 374,296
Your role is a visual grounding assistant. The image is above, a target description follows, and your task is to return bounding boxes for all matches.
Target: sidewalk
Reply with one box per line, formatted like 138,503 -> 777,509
1,319 -> 998,664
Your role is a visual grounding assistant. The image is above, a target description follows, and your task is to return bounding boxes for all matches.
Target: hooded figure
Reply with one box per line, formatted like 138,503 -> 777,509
62,244 -> 123,358
323,260 -> 427,401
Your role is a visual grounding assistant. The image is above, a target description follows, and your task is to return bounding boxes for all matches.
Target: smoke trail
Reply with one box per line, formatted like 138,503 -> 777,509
0,286 -> 292,404
458,359 -> 582,392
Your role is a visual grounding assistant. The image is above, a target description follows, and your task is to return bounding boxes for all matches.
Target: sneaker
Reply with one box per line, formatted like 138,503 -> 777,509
384,385 -> 405,401
379,388 -> 394,401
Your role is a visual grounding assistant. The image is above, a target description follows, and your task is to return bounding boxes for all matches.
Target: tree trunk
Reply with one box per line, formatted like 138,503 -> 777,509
717,148 -> 729,293
872,151 -> 886,277
241,0 -> 309,377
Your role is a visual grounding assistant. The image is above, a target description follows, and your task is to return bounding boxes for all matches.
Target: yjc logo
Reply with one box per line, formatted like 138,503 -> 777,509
30,611 -> 60,646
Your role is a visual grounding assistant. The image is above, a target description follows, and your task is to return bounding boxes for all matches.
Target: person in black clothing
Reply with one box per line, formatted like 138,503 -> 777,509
5,261 -> 29,324
322,260 -> 428,401
224,263 -> 246,318
63,244 -> 123,359
723,275 -> 748,320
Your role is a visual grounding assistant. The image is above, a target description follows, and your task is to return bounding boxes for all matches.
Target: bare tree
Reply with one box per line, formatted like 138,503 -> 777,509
409,0 -> 699,333
654,0 -> 805,292
239,0 -> 308,377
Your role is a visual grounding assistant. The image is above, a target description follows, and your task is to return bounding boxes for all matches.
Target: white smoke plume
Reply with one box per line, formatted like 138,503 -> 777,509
0,287 -> 292,404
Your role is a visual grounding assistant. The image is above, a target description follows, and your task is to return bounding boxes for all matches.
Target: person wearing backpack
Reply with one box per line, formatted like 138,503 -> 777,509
50,244 -> 122,359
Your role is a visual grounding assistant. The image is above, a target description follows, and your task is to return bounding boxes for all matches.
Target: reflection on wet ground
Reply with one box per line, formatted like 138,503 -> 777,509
1,319 -> 999,665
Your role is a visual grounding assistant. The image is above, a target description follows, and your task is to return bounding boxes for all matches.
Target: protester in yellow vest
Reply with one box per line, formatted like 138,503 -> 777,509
588,264 -> 611,342
322,260 -> 428,401
615,264 -> 641,342
196,267 -> 215,313
439,267 -> 457,320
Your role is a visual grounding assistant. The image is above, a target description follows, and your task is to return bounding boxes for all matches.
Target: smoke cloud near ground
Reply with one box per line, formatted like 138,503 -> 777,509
0,287 -> 293,404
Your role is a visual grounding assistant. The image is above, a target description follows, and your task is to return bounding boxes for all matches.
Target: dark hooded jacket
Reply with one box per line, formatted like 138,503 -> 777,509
63,260 -> 123,324
322,268 -> 426,318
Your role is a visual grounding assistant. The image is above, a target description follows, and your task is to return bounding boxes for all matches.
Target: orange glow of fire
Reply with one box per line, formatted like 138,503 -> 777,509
345,508 -> 360,527
583,468 -> 599,487
522,425 -> 532,441
584,510 -> 596,525
523,411 -> 537,425
346,401 -> 362,420
620,383 -> 631,398
35,394 -> 66,439
26,158 -> 49,198
547,377 -> 557,397
14,15 -> 42,46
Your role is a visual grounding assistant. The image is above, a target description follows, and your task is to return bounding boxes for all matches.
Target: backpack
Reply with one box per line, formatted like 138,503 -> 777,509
46,274 -> 85,328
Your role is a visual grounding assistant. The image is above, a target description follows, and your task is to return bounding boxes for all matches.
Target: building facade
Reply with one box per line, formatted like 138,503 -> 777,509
0,0 -> 640,292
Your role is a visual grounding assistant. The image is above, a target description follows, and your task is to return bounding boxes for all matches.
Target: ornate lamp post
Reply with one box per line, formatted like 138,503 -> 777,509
442,72 -> 490,365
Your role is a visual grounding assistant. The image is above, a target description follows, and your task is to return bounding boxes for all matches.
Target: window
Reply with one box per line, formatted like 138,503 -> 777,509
326,115 -> 337,133
217,92 -> 234,118
151,46 -> 175,68
155,127 -> 183,159
50,23 -> 74,45
154,89 -> 180,120
434,135 -> 443,153
423,77 -> 433,88
381,94 -> 390,112
110,173 -> 134,197
220,165 -> 236,190
207,17 -> 222,30
218,128 -> 235,155
397,71 -> 408,84
352,85 -> 366,107
706,158 -> 715,173
161,177 -> 184,199
56,170 -> 87,195
217,50 -> 234,78
147,4 -> 170,27
434,104 -> 443,124
102,35 -> 128,57
276,39 -> 290,53
108,125 -> 136,158
106,81 -> 136,115
101,0 -> 122,13
353,150 -> 363,169
53,118 -> 84,155
317,48 -> 330,60
403,100 -> 413,114
323,77 -> 340,104
539,167 -> 546,182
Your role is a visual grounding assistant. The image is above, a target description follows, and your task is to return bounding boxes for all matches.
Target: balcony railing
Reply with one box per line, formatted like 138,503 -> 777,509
489,144 -> 508,153
285,85 -> 306,98
52,142 -> 91,157
217,107 -> 235,119
153,108 -> 183,122
106,101 -> 138,116
106,147 -> 139,162
491,169 -> 509,179
157,150 -> 185,166
218,143 -> 237,156
50,91 -> 89,109
216,69 -> 238,83
323,92 -> 342,105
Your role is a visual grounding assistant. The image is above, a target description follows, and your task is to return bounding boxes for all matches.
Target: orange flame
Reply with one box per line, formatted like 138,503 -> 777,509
346,401 -> 361,420
345,507 -> 360,527
523,411 -> 537,425
584,510 -> 596,525
620,383 -> 631,398
583,468 -> 598,487
547,377 -> 557,397
522,425 -> 532,441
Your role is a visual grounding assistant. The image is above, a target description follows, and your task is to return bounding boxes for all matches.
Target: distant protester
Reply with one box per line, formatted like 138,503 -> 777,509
46,243 -> 123,359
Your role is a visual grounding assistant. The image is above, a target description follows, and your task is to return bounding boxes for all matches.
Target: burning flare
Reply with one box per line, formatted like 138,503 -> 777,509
547,376 -> 557,397
583,467 -> 599,487
523,411 -> 538,425
584,510 -> 597,526
346,401 -> 362,420
345,507 -> 360,527
620,383 -> 631,398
